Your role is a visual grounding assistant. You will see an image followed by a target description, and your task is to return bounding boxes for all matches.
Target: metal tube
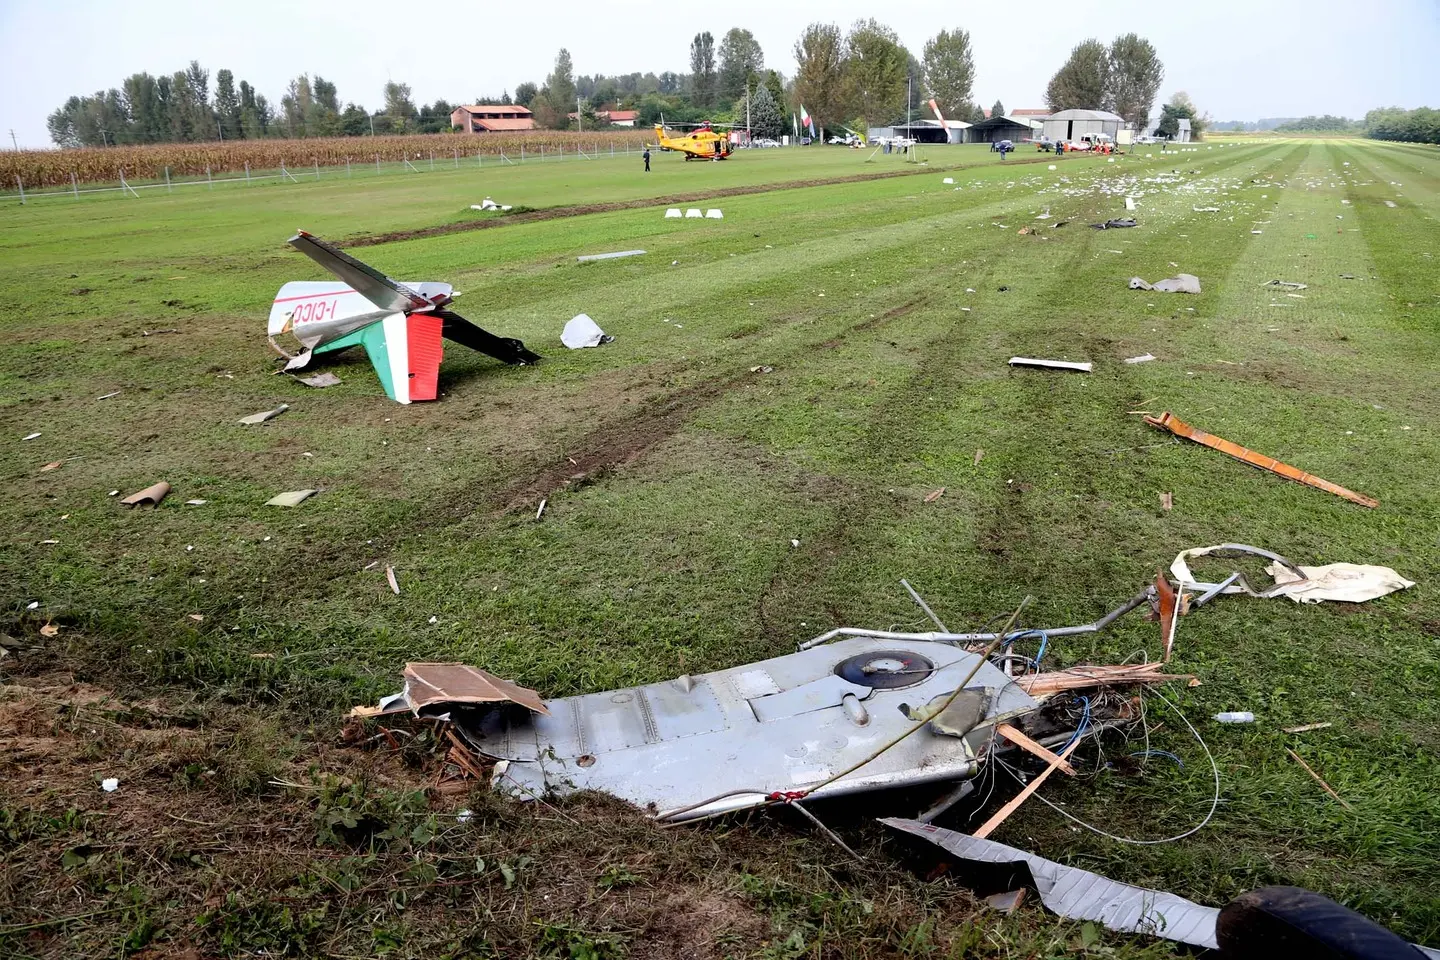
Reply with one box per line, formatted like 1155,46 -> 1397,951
900,579 -> 948,632
797,589 -> 1153,652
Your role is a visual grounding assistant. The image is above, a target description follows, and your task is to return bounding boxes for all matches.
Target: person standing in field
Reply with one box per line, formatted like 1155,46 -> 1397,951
643,147 -> 651,172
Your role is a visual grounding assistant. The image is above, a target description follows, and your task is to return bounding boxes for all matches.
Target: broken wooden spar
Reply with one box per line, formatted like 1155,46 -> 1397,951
1144,412 -> 1378,508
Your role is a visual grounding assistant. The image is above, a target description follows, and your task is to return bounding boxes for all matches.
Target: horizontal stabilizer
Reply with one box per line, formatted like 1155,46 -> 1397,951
289,231 -> 432,315
435,309 -> 541,365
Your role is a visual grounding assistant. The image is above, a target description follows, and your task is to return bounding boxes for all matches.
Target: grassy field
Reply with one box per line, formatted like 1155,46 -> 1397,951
2,139 -> 1437,958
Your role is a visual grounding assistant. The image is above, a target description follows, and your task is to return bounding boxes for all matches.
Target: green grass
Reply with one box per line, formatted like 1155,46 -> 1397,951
2,139 -> 1437,957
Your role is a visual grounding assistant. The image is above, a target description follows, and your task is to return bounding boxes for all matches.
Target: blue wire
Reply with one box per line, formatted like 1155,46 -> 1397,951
1002,629 -> 1050,666
1128,750 -> 1185,769
1061,695 -> 1091,753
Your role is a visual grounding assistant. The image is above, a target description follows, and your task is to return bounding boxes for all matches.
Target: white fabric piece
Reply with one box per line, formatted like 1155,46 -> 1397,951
1171,545 -> 1413,604
562,314 -> 608,349
1130,274 -> 1201,294
1266,562 -> 1415,604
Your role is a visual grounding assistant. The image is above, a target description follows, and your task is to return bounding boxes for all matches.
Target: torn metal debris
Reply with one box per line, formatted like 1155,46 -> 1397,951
265,489 -> 317,507
239,403 -> 290,425
884,818 -> 1221,947
576,250 -> 646,263
1129,274 -> 1202,294
1090,218 -> 1137,229
1145,413 -> 1378,507
562,314 -> 614,349
1008,357 -> 1092,373
1171,544 -> 1412,604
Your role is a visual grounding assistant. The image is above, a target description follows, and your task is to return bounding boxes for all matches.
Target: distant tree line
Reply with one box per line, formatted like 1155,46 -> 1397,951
1364,106 -> 1440,144
48,25 -> 1176,148
1272,115 -> 1359,133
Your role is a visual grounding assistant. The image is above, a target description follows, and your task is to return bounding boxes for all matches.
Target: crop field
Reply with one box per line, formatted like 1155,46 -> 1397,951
1,139 -> 1437,958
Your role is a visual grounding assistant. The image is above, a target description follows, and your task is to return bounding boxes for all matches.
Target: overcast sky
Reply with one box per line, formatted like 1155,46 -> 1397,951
2,0 -> 1436,147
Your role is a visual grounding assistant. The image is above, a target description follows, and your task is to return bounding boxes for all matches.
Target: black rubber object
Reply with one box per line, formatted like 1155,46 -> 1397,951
833,651 -> 935,689
1217,886 -> 1425,960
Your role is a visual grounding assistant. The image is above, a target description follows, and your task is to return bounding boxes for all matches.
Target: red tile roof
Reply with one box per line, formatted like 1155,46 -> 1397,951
472,117 -> 535,131
607,110 -> 638,121
457,104 -> 531,116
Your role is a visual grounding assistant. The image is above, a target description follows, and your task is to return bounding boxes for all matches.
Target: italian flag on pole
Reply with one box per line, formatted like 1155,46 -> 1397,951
800,106 -> 815,138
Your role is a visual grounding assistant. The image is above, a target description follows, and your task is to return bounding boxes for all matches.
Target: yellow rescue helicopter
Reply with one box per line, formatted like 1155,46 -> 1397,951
652,119 -> 734,160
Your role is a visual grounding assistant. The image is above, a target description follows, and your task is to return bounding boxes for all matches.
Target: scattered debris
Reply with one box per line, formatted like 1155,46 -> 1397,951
101,778 -> 119,793
96,391 -> 121,400
749,365 -> 774,374
1090,218 -> 1137,229
188,614 -> 204,622
471,198 -> 512,211
1124,196 -> 1136,211
1262,280 -> 1308,290
576,250 -> 646,262
1009,357 -> 1092,373
562,314 -> 614,349
386,565 -> 400,595
40,461 -> 62,472
1286,748 -> 1353,810
184,499 -> 207,506
40,623 -> 59,637
973,737 -> 1082,838
1170,544 -> 1410,605
298,372 -> 342,388
239,403 -> 290,425
1160,492 -> 1173,511
536,499 -> 547,520
265,489 -> 318,507
1145,413 -> 1378,507
120,482 -> 170,508
942,177 -> 955,184
1214,711 -> 1255,724
973,449 -> 984,466
1193,206 -> 1220,212
1129,275 -> 1201,294
1284,722 -> 1333,734
22,432 -> 41,441
1124,354 -> 1157,364
924,488 -> 945,503
883,819 -> 1220,949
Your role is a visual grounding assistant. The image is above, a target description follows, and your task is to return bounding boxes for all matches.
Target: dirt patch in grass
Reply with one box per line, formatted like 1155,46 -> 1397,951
492,367 -> 752,512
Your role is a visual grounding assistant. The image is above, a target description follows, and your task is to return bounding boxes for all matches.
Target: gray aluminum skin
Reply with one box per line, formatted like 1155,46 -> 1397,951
456,638 -> 1038,821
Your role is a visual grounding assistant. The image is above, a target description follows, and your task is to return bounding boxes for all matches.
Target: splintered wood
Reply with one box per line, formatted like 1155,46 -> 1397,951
1144,411 -> 1378,508
1017,663 -> 1195,698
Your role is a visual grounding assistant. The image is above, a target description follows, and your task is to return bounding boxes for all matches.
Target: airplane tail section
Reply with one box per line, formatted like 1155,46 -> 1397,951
356,313 -> 446,404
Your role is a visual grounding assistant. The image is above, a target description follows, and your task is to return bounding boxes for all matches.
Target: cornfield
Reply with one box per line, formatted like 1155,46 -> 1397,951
0,131 -> 653,188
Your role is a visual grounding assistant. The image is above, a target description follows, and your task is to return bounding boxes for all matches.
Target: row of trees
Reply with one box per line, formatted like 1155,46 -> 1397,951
46,60 -> 500,147
1364,106 -> 1440,144
1273,115 -> 1360,133
50,25 -> 1177,148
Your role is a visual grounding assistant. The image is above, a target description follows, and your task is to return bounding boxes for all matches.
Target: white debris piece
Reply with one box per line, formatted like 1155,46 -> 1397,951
101,778 -> 119,792
266,489 -> 317,507
576,250 -> 645,263
1267,562 -> 1416,604
665,208 -> 682,218
1123,354 -> 1157,364
239,404 -> 289,426
22,433 -> 41,441
562,314 -> 611,349
1124,196 -> 1136,211
943,177 -> 955,184
1009,357 -> 1092,373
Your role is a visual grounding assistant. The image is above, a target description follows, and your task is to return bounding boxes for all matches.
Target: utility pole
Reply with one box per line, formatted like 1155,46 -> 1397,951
577,97 -> 582,133
369,114 -> 375,136
217,119 -> 223,141
9,129 -> 16,151
745,82 -> 751,140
